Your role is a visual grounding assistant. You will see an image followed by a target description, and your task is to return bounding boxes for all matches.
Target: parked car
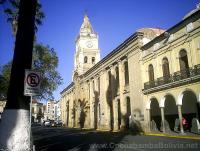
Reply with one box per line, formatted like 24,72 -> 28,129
55,120 -> 63,127
44,120 -> 51,127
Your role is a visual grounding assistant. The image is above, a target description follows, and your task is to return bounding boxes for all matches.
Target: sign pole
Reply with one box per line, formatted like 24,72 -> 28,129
24,69 -> 41,150
30,95 -> 32,149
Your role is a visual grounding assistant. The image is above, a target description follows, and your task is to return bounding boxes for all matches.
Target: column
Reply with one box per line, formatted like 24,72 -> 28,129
60,97 -> 63,122
178,105 -> 184,134
68,93 -> 72,127
147,109 -> 151,132
118,60 -> 127,130
94,76 -> 100,128
103,70 -> 112,130
113,100 -> 119,130
111,66 -> 118,131
72,92 -> 75,127
89,79 -> 95,129
160,107 -> 165,133
64,95 -> 67,126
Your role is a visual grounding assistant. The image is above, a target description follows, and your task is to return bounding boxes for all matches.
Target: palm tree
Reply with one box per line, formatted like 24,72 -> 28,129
4,0 -> 44,36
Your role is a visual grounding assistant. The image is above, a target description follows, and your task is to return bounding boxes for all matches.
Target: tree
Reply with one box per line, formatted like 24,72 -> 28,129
3,0 -> 45,36
32,44 -> 62,100
0,44 -> 62,101
0,62 -> 12,100
0,0 -> 37,150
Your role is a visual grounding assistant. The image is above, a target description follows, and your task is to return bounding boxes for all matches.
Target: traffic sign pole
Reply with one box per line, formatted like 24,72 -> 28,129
24,70 -> 41,150
30,96 -> 32,149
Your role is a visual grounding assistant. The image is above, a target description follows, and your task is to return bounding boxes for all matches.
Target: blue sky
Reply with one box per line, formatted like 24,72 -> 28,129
0,0 -> 199,102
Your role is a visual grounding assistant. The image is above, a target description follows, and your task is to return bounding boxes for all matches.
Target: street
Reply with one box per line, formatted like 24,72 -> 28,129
32,126 -> 200,151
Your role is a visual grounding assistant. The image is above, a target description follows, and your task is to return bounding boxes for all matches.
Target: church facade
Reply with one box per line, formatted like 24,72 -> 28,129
60,6 -> 200,134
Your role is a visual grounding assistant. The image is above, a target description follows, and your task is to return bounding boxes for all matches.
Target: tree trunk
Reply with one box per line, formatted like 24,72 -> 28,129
0,0 -> 36,150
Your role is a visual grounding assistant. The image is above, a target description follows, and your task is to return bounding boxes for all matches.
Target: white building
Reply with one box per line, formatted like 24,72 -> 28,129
43,100 -> 61,121
54,101 -> 61,121
43,100 -> 55,120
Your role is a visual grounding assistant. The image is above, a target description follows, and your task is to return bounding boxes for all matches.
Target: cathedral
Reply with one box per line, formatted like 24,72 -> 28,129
60,5 -> 200,134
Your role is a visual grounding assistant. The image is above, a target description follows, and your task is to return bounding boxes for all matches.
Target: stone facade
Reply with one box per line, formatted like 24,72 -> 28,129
60,7 -> 200,133
141,6 -> 200,133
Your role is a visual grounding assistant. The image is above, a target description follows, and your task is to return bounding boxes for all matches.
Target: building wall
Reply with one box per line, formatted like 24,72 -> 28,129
141,10 -> 200,133
32,102 -> 44,123
61,30 -> 160,131
60,8 -> 200,133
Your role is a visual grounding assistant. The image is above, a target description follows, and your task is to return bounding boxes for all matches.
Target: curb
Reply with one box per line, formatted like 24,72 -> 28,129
96,129 -> 110,132
144,133 -> 200,140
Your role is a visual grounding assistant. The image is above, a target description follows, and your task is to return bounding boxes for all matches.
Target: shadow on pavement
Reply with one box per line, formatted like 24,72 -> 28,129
33,128 -> 140,151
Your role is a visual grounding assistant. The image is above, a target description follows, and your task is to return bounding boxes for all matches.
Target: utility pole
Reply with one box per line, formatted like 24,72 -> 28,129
0,0 -> 36,150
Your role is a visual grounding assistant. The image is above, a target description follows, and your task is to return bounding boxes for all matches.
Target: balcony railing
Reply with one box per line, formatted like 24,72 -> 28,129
144,64 -> 200,90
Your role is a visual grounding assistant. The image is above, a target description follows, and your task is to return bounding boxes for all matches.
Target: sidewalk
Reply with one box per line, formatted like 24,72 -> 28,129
144,131 -> 200,140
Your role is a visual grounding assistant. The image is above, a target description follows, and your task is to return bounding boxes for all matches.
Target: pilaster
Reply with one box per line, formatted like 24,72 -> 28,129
118,60 -> 127,130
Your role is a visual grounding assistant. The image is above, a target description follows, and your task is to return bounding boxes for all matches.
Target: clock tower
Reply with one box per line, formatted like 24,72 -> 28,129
73,14 -> 100,77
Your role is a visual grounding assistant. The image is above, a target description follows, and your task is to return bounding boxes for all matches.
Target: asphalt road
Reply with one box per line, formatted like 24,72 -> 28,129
32,126 -> 200,151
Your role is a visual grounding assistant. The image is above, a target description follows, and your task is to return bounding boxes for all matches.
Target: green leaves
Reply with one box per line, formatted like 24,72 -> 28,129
32,44 -> 63,100
0,62 -> 12,100
0,44 -> 63,101
3,0 -> 45,35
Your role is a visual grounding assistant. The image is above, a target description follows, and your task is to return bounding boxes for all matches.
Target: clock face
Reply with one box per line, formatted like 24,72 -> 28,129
86,41 -> 93,48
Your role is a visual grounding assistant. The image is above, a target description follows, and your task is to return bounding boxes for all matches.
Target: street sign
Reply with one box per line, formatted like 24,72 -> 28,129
24,70 -> 41,96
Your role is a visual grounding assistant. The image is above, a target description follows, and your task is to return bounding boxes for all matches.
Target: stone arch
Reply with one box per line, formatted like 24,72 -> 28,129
146,96 -> 158,109
177,88 -> 198,105
180,89 -> 199,131
150,97 -> 161,131
160,93 -> 176,107
163,94 -> 178,131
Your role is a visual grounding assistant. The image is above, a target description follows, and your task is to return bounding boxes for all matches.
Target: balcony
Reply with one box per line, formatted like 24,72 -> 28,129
143,64 -> 200,93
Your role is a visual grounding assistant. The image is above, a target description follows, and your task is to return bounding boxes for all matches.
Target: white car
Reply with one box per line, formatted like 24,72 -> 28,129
44,120 -> 51,126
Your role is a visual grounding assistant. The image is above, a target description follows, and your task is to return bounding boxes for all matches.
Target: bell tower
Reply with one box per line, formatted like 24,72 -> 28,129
73,14 -> 100,77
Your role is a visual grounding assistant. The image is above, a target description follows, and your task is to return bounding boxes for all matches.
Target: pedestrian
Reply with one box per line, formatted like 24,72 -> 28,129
182,117 -> 188,131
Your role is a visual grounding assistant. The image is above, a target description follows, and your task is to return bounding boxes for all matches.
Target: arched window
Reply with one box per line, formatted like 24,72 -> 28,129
84,56 -> 88,63
179,49 -> 189,77
162,57 -> 170,80
92,57 -> 95,64
148,64 -> 154,82
124,61 -> 129,85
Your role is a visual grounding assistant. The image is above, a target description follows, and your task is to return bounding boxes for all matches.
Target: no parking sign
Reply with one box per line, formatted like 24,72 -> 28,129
24,70 -> 41,96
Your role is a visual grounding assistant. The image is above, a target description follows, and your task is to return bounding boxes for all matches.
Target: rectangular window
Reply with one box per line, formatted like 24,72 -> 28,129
92,57 -> 95,64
